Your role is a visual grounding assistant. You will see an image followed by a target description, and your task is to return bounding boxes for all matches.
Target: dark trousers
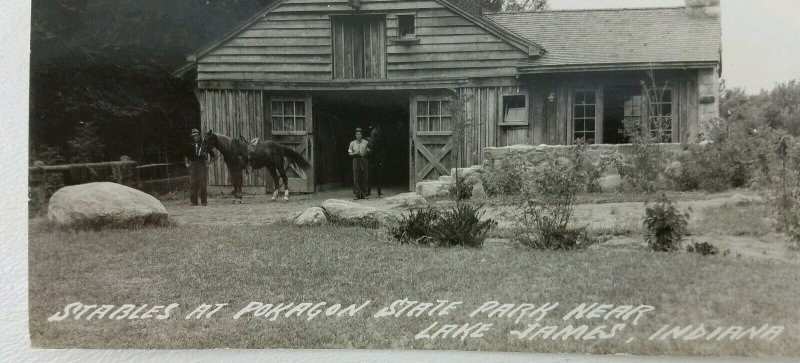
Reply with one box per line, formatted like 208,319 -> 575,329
190,160 -> 208,205
369,157 -> 383,196
352,156 -> 368,198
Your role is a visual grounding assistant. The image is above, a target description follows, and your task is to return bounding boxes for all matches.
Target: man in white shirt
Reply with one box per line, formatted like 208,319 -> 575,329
348,127 -> 370,200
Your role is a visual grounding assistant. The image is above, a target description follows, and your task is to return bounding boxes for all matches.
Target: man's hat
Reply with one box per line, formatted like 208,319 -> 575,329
191,128 -> 200,136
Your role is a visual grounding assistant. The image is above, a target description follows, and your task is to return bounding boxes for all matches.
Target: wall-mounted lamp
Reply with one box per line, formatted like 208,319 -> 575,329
349,0 -> 361,9
547,92 -> 555,103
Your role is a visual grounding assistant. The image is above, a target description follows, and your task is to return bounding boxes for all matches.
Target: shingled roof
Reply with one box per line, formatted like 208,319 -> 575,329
486,7 -> 722,73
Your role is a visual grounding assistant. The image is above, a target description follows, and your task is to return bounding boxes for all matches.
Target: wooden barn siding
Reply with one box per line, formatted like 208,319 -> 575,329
199,89 -> 269,187
456,85 -> 527,167
197,0 -> 529,82
527,70 -> 699,146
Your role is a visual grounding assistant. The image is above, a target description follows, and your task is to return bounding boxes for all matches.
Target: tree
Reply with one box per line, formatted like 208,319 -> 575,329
452,0 -> 549,13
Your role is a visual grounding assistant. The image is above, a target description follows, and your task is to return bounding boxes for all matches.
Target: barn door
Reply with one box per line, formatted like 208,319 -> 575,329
268,94 -> 314,193
410,94 -> 455,190
331,15 -> 386,79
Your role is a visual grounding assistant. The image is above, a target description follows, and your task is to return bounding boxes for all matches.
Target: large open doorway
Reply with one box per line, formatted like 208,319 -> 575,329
313,91 -> 410,192
603,85 -> 642,144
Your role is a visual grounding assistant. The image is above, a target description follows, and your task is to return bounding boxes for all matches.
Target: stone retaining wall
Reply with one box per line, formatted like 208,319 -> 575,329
482,143 -> 694,193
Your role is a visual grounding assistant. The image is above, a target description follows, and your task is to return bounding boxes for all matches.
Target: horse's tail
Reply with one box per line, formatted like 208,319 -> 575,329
280,144 -> 311,170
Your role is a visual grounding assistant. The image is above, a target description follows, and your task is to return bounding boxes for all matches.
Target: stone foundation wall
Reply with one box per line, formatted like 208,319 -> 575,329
482,144 -> 693,193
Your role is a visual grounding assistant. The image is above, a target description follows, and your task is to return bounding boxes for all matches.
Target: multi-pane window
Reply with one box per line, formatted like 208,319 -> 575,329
416,100 -> 452,132
647,88 -> 672,142
271,100 -> 306,132
623,95 -> 642,125
572,90 -> 597,143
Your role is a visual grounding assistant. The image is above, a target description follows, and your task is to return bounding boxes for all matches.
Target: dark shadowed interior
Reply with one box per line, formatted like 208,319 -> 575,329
314,91 -> 410,189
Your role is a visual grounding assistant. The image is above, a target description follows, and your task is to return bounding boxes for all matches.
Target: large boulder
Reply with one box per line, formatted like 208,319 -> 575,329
47,182 -> 168,229
321,199 -> 393,227
294,207 -> 328,226
416,181 -> 450,198
385,192 -> 427,207
450,165 -> 483,186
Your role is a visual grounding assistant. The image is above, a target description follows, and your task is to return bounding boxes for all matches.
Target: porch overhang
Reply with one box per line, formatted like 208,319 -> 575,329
197,76 -> 524,91
517,61 -> 720,75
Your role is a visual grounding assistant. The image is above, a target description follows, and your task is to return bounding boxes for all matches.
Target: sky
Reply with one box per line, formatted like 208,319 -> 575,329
548,0 -> 800,94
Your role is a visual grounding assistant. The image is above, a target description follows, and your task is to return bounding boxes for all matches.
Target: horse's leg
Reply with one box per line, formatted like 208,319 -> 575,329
228,169 -> 237,199
236,170 -> 244,204
266,163 -> 280,201
276,157 -> 290,201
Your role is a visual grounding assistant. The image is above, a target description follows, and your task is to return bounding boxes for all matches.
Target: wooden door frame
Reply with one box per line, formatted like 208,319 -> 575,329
409,92 -> 455,191
266,92 -> 315,193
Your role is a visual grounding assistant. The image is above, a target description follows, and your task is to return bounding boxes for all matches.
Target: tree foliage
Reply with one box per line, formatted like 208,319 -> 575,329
30,0 -> 274,164
30,0 -> 549,165
719,79 -> 800,135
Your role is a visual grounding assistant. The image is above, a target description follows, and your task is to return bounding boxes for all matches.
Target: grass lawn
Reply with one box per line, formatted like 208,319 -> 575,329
29,219 -> 800,356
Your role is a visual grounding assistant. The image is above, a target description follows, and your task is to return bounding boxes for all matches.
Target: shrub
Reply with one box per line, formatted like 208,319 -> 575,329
389,204 -> 497,248
643,194 -> 690,252
515,200 -> 591,250
448,173 -> 474,201
686,241 -> 719,256
483,153 -> 527,196
432,203 -> 497,248
513,148 -> 592,250
390,208 -> 441,244
676,121 -> 763,192
756,132 -> 800,246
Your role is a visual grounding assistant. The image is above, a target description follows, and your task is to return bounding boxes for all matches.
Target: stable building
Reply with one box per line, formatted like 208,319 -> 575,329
175,0 -> 722,192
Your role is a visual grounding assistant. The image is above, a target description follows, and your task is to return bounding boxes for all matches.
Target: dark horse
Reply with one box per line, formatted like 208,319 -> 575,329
200,130 -> 310,202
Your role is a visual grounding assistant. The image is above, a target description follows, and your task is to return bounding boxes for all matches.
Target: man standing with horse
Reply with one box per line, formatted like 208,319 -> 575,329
348,127 -> 369,200
185,128 -> 215,206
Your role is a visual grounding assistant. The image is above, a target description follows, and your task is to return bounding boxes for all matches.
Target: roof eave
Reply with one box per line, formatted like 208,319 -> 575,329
432,0 -> 546,57
517,60 -> 720,74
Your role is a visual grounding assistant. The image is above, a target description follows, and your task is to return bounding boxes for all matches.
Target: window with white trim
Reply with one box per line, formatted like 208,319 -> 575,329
416,100 -> 452,132
271,99 -> 306,132
501,94 -> 528,125
572,90 -> 597,144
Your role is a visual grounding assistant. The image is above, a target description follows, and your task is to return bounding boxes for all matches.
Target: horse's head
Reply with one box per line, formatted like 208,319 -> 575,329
200,130 -> 218,154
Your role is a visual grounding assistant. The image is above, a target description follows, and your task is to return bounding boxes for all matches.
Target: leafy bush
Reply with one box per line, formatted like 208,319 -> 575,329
756,132 -> 800,246
513,148 -> 592,250
676,121 -> 763,192
432,203 -> 497,248
643,194 -> 690,252
448,173 -> 474,201
389,204 -> 497,248
391,208 -> 441,244
686,241 -> 719,256
616,124 -> 664,193
483,153 -> 527,196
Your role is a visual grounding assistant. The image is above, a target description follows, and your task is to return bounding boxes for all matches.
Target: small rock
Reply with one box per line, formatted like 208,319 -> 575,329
599,174 -> 622,193
729,194 -> 760,206
655,173 -> 676,191
385,192 -> 427,207
294,207 -> 327,226
664,161 -> 683,179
